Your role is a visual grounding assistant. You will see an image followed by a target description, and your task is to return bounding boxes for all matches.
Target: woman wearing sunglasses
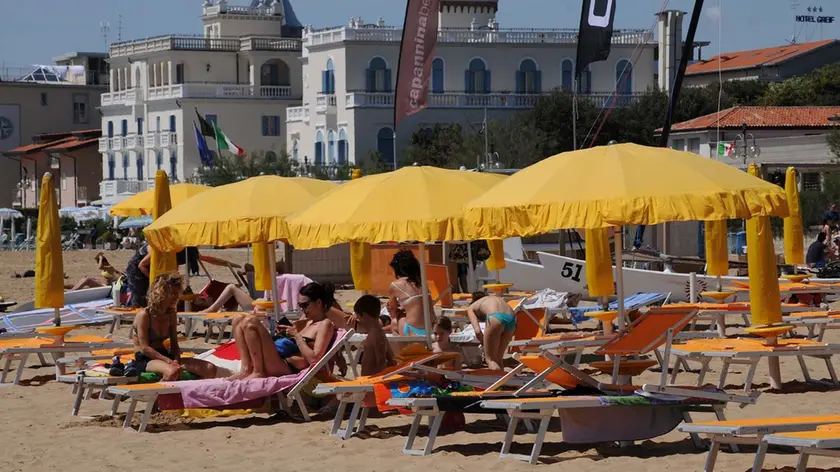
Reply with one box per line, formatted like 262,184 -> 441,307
229,282 -> 340,380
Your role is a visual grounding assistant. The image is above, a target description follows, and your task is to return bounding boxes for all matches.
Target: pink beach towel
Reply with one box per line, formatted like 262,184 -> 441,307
160,369 -> 311,409
267,274 -> 313,311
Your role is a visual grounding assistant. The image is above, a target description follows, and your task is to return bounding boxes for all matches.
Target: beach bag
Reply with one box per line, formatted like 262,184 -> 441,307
111,277 -> 129,306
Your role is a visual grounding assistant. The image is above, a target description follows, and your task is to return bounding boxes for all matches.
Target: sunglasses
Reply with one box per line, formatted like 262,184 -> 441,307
298,301 -> 311,310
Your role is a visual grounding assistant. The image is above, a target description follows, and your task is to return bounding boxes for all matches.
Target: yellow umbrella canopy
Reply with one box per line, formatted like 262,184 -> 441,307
464,143 -> 789,235
149,171 -> 178,282
34,173 -> 64,324
287,166 -> 507,250
704,220 -> 729,277
784,167 -> 805,266
144,176 -> 337,252
746,163 -> 783,327
110,183 -> 210,217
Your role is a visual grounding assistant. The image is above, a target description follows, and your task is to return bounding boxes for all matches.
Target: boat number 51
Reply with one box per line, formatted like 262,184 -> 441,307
560,262 -> 583,282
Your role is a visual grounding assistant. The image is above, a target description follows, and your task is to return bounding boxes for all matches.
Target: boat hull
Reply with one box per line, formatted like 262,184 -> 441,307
12,286 -> 112,313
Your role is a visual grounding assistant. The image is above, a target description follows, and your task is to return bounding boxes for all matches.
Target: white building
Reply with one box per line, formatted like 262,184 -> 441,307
285,1 -> 685,168
97,0 -> 303,204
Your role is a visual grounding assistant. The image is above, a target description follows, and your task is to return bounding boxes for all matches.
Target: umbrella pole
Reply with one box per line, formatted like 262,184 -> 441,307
418,243 -> 433,348
184,249 -> 191,312
614,227 -> 626,330
466,241 -> 475,293
268,242 -> 280,334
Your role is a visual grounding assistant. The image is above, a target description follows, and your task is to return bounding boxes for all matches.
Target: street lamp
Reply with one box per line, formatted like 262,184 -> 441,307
734,121 -> 761,167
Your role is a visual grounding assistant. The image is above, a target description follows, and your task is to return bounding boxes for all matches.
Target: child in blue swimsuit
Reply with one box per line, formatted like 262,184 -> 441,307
466,291 -> 517,371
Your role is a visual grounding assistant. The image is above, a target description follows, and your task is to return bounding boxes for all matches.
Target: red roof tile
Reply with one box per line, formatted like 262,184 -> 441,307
663,106 -> 840,133
43,137 -> 100,152
686,40 -> 835,75
2,137 -> 76,155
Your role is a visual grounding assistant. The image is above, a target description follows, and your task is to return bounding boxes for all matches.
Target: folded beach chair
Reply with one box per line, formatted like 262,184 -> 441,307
783,310 -> 840,340
678,415 -> 840,472
664,337 -> 840,393
106,329 -> 354,432
1,299 -> 114,335
480,391 -> 730,464
567,292 -> 669,327
0,334 -> 129,385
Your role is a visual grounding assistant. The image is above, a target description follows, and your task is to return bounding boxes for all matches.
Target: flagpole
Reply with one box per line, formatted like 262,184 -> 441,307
483,107 -> 488,168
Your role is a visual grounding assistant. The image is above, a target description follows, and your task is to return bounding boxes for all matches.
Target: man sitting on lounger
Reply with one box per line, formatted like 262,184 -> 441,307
466,292 -> 516,371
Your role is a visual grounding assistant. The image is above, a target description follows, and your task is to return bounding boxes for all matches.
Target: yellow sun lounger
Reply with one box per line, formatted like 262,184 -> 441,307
663,337 -> 840,393
0,335 -> 129,385
678,415 -> 840,472
106,329 -> 354,432
755,424 -> 840,472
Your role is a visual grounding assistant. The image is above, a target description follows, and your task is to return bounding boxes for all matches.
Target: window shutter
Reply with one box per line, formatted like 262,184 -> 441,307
321,71 -> 328,93
464,70 -> 471,93
329,70 -> 336,94
365,69 -> 373,92
384,69 -> 392,93
515,71 -> 522,94
534,71 -> 542,94
484,70 -> 491,94
261,117 -> 269,136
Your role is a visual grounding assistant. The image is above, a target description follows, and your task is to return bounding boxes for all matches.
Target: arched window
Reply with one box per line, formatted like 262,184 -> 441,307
377,127 -> 394,168
155,151 -> 163,170
338,129 -> 348,165
120,119 -> 128,137
265,151 -> 277,162
327,130 -> 336,164
169,150 -> 178,180
261,60 -> 291,88
155,117 -> 161,132
314,130 -> 324,165
136,152 -> 144,181
431,58 -> 444,94
292,139 -> 299,163
578,64 -> 592,94
366,57 -> 391,93
107,121 -> 114,138
516,59 -> 540,94
323,59 -> 336,94
616,59 -> 633,101
137,118 -> 144,135
107,154 -> 115,180
465,58 -> 490,94
169,115 -> 177,132
561,59 -> 574,92
122,153 -> 129,180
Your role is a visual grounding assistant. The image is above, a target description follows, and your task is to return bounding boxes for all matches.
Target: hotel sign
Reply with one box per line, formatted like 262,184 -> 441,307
797,6 -> 834,23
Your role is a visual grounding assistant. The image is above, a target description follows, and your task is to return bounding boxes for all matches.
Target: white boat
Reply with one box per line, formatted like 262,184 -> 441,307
11,286 -> 112,313
498,252 -> 840,303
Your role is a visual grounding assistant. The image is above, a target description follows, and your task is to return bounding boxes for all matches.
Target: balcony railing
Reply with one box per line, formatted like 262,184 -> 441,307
159,131 -> 178,148
306,26 -> 653,48
125,134 -> 144,150
110,136 -> 126,151
345,91 -> 644,109
109,34 -> 302,57
98,137 -> 111,153
287,106 -> 310,123
316,94 -> 337,113
101,88 -> 140,106
100,180 -> 153,200
146,83 -> 294,100
144,133 -> 160,149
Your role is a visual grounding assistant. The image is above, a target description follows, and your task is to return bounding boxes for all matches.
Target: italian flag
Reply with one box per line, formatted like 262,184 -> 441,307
717,141 -> 734,157
213,122 -> 246,157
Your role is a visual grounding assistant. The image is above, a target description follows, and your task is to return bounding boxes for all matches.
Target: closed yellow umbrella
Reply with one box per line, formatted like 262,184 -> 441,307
286,166 -> 506,249
745,163 -> 783,327
585,228 -> 615,298
110,183 -> 210,217
784,167 -> 805,266
465,143 -> 789,328
350,242 -> 372,292
149,171 -> 178,282
485,240 -> 506,272
144,176 -> 337,252
287,166 -> 507,345
34,173 -> 64,325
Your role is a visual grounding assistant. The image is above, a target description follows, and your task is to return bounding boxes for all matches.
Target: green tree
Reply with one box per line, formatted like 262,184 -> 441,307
357,150 -> 393,176
721,80 -> 770,106
461,116 -> 547,169
195,149 -> 293,186
402,124 -> 469,168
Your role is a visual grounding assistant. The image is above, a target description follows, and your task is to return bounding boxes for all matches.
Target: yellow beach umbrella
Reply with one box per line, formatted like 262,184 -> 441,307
705,220 -> 729,292
745,163 -> 783,327
287,166 -> 506,249
110,183 -> 210,218
144,176 -> 337,252
350,242 -> 372,292
252,241 -> 273,292
465,143 -> 789,328
784,167 -> 805,266
287,166 -> 507,344
149,171 -> 178,282
34,173 -> 64,325
585,228 -> 615,298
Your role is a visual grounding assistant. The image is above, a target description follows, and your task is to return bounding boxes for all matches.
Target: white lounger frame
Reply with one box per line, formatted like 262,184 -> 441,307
106,329 -> 354,432
678,415 -> 840,472
755,430 -> 840,472
0,341 -> 128,386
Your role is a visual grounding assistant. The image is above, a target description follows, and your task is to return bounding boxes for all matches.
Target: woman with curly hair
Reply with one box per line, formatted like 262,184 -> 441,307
127,273 -> 217,381
388,249 -> 436,336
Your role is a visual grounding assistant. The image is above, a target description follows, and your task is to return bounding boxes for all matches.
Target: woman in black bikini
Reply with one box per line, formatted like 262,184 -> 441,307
130,273 -> 217,381
229,282 -> 337,380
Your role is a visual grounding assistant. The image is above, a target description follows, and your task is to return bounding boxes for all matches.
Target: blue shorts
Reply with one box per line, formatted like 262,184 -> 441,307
403,322 -> 427,336
489,312 -> 517,333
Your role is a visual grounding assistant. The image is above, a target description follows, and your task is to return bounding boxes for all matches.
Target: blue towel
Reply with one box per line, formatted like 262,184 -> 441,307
568,293 -> 667,327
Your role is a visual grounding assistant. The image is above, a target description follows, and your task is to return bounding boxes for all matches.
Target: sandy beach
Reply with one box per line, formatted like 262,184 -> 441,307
1,250 -> 839,472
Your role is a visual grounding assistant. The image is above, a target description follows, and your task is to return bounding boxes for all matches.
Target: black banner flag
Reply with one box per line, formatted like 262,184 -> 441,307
575,0 -> 617,78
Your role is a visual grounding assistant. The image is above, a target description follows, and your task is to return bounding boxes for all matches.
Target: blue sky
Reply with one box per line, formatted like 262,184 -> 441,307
1,0 -> 838,66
